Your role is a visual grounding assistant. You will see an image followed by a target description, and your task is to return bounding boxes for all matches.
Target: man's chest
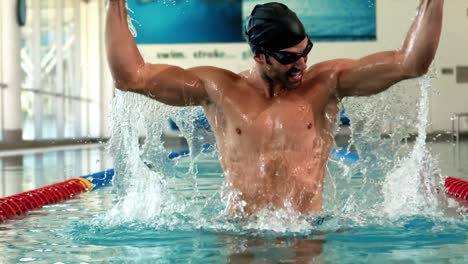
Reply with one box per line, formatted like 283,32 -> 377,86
205,81 -> 339,141
221,97 -> 334,147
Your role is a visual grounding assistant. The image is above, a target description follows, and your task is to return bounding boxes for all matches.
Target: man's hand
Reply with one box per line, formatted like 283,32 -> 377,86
105,0 -> 211,106
336,0 -> 444,97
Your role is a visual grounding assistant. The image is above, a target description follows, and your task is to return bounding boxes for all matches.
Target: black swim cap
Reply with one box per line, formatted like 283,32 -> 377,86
245,2 -> 306,53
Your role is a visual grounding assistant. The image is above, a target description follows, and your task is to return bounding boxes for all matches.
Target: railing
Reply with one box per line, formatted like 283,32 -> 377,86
0,83 -> 7,141
451,113 -> 468,170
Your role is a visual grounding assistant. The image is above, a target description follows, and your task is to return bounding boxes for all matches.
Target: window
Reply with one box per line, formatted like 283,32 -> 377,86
21,0 -> 98,140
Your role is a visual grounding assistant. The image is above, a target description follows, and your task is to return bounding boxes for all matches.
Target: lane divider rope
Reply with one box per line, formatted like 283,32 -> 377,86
0,169 -> 114,222
1,166 -> 466,222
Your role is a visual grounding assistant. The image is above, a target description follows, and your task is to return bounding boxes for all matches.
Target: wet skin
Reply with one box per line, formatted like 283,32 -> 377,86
106,0 -> 444,215
200,56 -> 340,214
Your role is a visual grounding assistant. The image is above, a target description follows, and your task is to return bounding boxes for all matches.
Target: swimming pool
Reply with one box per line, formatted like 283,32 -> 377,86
0,148 -> 466,264
2,79 -> 468,263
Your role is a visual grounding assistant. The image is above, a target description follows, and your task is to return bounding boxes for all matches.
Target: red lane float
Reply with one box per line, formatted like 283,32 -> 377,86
445,176 -> 468,207
445,176 -> 468,200
0,178 -> 91,222
0,169 -> 114,223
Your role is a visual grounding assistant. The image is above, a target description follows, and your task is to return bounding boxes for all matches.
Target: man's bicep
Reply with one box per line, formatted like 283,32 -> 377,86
336,51 -> 410,97
134,64 -> 210,106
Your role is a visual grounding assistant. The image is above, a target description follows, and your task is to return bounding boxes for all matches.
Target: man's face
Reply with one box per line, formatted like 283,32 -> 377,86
261,37 -> 310,89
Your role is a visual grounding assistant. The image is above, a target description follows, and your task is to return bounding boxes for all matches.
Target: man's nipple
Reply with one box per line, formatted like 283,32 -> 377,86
236,128 -> 242,135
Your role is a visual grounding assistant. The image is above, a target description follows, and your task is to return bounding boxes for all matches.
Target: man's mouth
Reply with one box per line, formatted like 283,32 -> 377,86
288,70 -> 303,82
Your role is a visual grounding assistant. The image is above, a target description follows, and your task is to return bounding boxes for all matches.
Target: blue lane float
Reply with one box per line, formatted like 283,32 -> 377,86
168,145 -> 360,163
332,148 -> 360,162
167,148 -> 191,159
169,110 -> 351,131
80,169 -> 115,190
167,112 -> 357,162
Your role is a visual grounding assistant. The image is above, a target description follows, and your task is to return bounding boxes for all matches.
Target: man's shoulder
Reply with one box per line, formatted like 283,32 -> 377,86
187,66 -> 246,100
308,58 -> 353,73
188,66 -> 241,82
305,58 -> 357,82
190,66 -> 251,94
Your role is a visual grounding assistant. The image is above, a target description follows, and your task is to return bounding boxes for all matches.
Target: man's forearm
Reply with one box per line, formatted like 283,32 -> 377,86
400,0 -> 444,76
106,0 -> 145,88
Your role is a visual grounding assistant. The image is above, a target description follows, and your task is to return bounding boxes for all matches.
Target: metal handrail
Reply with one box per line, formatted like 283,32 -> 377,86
451,113 -> 468,142
21,88 -> 92,102
0,84 -> 4,142
451,112 -> 468,170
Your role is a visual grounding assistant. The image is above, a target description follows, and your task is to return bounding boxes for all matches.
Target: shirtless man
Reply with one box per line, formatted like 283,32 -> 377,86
106,1 -> 444,215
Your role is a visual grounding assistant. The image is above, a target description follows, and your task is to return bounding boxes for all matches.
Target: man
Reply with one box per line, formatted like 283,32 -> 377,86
106,1 -> 444,215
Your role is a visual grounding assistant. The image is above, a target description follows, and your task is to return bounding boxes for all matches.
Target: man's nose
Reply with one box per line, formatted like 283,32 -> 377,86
294,56 -> 307,70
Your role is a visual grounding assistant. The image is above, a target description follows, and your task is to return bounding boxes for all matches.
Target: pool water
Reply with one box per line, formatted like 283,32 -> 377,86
2,77 -> 468,263
0,151 -> 466,264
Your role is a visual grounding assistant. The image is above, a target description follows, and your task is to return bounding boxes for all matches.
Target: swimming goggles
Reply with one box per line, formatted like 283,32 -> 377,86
262,38 -> 313,65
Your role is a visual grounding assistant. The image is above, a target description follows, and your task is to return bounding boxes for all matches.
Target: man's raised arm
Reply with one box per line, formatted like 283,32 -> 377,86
106,0 -> 209,106
335,0 -> 444,97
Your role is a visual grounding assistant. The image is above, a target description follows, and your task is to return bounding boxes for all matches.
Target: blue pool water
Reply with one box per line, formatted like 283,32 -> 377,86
1,78 -> 468,263
0,150 -> 467,264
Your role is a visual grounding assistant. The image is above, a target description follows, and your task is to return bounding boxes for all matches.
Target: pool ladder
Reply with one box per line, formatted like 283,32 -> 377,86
451,113 -> 468,170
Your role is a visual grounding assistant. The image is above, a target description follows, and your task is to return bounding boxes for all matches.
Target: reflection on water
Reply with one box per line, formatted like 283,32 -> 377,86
224,235 -> 325,263
0,145 -> 112,197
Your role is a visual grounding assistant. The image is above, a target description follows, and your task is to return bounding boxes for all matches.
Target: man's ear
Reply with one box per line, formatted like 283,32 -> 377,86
253,53 -> 265,64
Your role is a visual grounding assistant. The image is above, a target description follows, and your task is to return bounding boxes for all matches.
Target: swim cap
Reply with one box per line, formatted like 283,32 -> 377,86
245,2 -> 306,53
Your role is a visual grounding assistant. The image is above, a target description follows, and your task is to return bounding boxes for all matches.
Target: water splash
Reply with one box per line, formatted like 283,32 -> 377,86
101,4 -> 220,225
105,92 -> 169,224
125,4 -> 139,38
103,75 -> 457,232
331,72 -> 449,222
103,91 -> 217,225
101,4 -> 456,232
329,81 -> 419,219
381,76 -> 443,218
